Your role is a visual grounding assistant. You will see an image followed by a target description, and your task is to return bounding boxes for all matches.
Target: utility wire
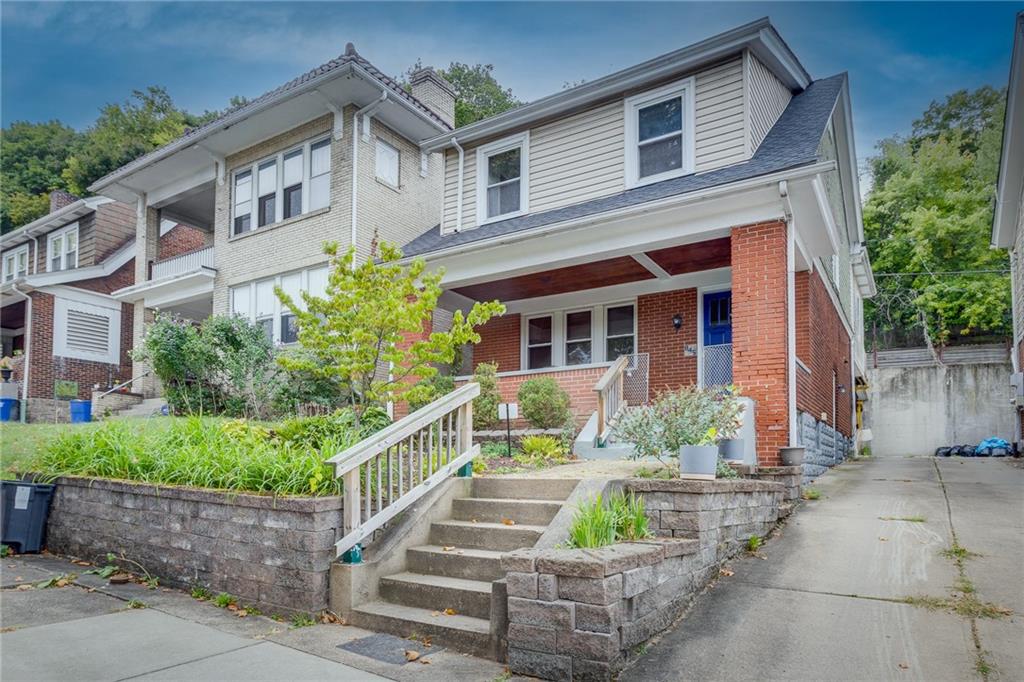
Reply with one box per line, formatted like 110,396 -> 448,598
874,270 -> 1009,277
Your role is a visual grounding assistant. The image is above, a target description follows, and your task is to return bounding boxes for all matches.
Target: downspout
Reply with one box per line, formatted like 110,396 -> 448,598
350,90 -> 388,270
779,181 -> 798,447
451,137 -> 465,233
9,283 -> 31,423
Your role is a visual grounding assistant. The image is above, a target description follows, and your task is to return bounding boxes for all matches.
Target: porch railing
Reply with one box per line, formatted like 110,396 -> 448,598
326,382 -> 480,560
594,355 -> 628,443
151,246 -> 214,280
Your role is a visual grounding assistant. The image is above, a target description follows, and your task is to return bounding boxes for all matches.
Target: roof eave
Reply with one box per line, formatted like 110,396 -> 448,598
992,13 -> 1024,249
0,197 -> 111,249
421,17 -> 810,152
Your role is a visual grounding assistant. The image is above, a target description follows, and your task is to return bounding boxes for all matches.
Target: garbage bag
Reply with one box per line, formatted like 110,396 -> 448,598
935,447 -> 953,457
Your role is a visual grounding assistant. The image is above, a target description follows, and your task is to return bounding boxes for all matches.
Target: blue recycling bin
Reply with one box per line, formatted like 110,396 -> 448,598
0,398 -> 17,422
1,481 -> 55,553
69,399 -> 92,423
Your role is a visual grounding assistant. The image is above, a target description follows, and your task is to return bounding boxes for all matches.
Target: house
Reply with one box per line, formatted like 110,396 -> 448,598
0,191 -> 206,420
991,11 -> 1024,443
90,44 -> 454,398
404,17 -> 876,467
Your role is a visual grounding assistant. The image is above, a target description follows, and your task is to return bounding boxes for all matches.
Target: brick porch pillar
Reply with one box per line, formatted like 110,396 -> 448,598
391,313 -> 434,420
731,220 -> 790,466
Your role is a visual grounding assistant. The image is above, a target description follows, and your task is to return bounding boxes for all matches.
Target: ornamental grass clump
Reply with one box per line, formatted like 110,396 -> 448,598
38,416 -> 359,496
567,491 -> 652,548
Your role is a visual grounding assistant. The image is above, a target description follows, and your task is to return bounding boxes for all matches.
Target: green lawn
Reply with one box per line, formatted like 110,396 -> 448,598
1,420 -> 120,476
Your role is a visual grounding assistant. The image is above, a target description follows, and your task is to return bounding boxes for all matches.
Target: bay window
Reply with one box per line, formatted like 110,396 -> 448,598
3,245 -> 29,282
625,79 -> 694,187
231,136 -> 331,237
476,132 -> 529,223
47,224 -> 78,272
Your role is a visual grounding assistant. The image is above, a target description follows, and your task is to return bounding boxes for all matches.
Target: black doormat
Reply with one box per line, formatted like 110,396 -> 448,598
337,633 -> 443,665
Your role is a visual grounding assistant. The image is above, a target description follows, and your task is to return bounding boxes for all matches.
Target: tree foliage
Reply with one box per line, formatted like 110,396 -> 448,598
864,87 -> 1010,347
0,120 -> 79,232
275,242 -> 504,419
403,61 -> 521,127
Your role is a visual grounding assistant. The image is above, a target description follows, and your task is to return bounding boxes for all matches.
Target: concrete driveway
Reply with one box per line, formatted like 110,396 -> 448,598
621,456 -> 1024,682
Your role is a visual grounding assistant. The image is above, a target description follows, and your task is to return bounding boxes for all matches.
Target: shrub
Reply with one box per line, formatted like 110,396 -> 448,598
472,362 -> 502,430
480,440 -> 515,458
515,435 -> 568,467
409,373 -> 456,412
518,377 -> 571,429
271,347 -> 350,413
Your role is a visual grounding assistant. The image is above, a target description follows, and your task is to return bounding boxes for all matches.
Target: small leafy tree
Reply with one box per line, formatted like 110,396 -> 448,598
518,377 -> 572,429
275,242 -> 503,420
471,362 -> 502,429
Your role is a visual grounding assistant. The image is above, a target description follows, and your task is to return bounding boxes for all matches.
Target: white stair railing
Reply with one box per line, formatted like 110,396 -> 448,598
326,382 -> 480,560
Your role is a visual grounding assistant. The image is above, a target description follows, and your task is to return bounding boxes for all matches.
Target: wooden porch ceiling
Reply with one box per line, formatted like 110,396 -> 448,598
452,237 -> 731,301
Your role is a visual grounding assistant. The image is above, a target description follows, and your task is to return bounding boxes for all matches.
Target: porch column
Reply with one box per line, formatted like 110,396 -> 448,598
731,220 -> 790,466
132,199 -> 160,398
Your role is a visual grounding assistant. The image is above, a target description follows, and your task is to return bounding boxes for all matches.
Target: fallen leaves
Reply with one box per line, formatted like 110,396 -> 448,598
16,584 -> 33,591
442,546 -> 456,552
443,608 -> 456,616
897,663 -> 909,670
320,611 -> 346,625
501,518 -> 516,526
404,650 -> 420,662
719,567 -> 734,577
879,537 -> 889,542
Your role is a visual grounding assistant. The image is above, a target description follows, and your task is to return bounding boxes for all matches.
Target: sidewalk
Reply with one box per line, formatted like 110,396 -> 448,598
0,554 -> 508,681
619,456 -> 1024,681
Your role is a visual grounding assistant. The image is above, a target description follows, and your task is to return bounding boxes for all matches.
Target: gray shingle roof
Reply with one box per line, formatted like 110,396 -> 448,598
402,73 -> 845,258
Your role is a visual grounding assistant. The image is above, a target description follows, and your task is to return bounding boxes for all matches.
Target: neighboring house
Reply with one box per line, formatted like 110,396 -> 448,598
991,11 -> 1024,443
405,18 -> 876,467
0,191 -> 206,420
91,44 -> 454,398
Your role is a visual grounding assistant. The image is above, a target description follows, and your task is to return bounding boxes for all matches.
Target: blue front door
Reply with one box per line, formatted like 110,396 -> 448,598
703,291 -> 732,385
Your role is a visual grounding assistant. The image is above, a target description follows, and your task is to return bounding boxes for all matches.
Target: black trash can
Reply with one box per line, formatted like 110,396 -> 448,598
1,480 -> 55,553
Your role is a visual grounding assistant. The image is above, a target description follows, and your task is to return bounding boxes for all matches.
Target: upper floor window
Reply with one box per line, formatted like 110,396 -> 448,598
47,224 -> 78,272
375,140 -> 400,187
625,78 -> 695,187
232,136 -> 331,237
2,245 -> 29,282
476,132 -> 529,224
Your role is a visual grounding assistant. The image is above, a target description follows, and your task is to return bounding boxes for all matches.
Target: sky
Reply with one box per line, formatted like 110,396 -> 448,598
1,1 -> 1019,177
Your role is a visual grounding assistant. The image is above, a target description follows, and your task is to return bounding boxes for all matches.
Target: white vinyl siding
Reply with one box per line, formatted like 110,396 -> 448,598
746,52 -> 793,153
53,295 -> 121,364
694,57 -> 747,171
442,147 -> 477,233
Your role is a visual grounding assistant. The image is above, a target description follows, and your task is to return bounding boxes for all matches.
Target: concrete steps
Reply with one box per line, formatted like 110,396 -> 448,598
352,477 -> 578,660
110,397 -> 168,419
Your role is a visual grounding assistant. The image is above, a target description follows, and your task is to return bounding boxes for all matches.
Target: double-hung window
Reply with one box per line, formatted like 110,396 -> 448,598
254,280 -> 275,342
476,132 -> 529,224
375,140 -> 400,187
230,265 -> 329,345
565,310 -> 593,366
605,304 -> 635,359
47,224 -> 78,272
625,78 -> 695,187
232,136 -> 331,236
3,245 -> 29,282
526,315 -> 553,369
278,273 -> 301,344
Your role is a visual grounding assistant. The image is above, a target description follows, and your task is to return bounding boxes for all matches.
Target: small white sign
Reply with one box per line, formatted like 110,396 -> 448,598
14,486 -> 31,510
498,403 -> 519,420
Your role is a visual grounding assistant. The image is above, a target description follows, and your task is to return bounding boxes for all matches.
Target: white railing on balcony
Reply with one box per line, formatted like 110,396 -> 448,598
326,382 -> 480,559
151,247 -> 214,280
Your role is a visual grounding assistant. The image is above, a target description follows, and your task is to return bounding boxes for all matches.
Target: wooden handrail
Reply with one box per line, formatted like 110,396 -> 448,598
594,355 -> 629,443
593,355 -> 628,393
330,382 -> 480,559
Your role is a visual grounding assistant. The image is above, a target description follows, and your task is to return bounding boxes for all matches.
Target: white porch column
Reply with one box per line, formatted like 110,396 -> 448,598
132,197 -> 160,397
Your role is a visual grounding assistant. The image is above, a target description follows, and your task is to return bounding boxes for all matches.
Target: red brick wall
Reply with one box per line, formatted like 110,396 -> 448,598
472,313 -> 521,373
731,221 -> 790,466
74,260 -> 135,295
795,270 -> 853,437
457,364 -> 606,428
794,271 -> 810,364
157,224 -> 212,261
638,288 -> 698,396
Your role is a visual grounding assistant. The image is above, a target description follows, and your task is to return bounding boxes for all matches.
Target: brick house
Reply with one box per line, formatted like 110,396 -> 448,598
85,19 -> 874,466
991,11 -> 1024,442
0,191 -> 207,420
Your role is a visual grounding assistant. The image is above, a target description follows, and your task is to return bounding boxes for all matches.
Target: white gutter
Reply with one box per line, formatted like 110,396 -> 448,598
350,91 -> 388,269
451,137 -> 465,232
408,160 -> 836,265
9,283 -> 31,423
780,180 -> 798,447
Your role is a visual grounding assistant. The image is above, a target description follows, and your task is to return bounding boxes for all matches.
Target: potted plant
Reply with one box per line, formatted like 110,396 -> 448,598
0,357 -> 14,382
779,446 -> 805,467
615,385 -> 743,480
716,385 -> 746,463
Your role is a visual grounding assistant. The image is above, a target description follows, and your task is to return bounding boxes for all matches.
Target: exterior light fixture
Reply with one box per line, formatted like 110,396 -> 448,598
672,314 -> 683,332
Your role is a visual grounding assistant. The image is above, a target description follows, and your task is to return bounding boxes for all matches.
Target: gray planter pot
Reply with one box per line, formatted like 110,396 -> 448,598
680,444 -> 719,480
718,438 -> 745,462
780,446 -> 806,467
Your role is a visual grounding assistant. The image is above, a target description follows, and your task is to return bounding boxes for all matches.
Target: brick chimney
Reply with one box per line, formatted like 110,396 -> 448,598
410,67 -> 456,129
50,190 -> 79,213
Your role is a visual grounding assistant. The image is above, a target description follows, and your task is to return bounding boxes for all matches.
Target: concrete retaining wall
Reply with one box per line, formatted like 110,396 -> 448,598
865,362 -> 1016,456
797,411 -> 853,481
47,476 -> 342,615
502,479 -> 784,681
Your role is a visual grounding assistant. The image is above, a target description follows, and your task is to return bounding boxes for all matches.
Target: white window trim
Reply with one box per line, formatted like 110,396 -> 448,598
624,77 -> 696,188
604,302 -> 637,359
231,135 -> 330,237
2,244 -> 29,282
230,264 -> 329,346
564,308 -> 595,367
52,293 -> 121,364
375,139 -> 400,188
47,223 -> 79,273
520,299 -> 636,371
476,131 -> 530,226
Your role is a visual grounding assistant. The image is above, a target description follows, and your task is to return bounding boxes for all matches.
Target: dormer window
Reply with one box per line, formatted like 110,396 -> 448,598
476,132 -> 529,224
625,78 -> 695,187
47,224 -> 78,272
3,245 -> 29,282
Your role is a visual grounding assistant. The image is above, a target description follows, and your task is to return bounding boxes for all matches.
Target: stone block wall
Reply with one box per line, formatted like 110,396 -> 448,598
731,464 -> 802,501
91,390 -> 143,417
47,476 -> 342,616
798,411 -> 852,481
503,479 -> 784,681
